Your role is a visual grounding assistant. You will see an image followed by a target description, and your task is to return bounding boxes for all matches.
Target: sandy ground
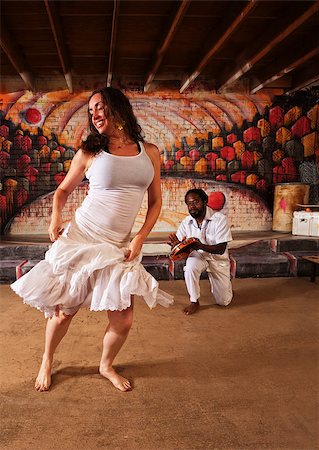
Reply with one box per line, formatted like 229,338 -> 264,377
0,278 -> 318,450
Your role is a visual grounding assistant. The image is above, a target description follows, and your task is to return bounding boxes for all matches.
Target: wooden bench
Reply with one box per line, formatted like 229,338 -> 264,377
301,256 -> 319,282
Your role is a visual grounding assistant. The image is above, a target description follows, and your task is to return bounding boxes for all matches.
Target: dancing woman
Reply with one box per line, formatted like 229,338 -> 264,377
11,87 -> 173,392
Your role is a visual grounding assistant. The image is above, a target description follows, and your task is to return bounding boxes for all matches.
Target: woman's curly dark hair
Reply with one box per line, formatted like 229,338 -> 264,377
81,87 -> 144,154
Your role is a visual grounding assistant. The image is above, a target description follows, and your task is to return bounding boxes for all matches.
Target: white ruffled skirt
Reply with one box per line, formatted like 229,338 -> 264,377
11,207 -> 173,318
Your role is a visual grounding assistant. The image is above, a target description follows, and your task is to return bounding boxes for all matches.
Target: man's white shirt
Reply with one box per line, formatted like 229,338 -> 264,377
176,206 -> 232,261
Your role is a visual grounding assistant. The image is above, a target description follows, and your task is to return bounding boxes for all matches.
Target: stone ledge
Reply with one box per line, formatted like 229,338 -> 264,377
1,237 -> 318,283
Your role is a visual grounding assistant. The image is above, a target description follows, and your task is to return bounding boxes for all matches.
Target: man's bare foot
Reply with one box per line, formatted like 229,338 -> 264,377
35,356 -> 52,391
99,366 -> 132,392
183,302 -> 200,315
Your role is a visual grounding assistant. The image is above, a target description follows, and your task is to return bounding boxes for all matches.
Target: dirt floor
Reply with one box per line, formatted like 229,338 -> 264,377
1,277 -> 318,450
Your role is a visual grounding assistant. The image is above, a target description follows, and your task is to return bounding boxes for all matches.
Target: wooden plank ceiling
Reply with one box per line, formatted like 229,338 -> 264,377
1,0 -> 319,94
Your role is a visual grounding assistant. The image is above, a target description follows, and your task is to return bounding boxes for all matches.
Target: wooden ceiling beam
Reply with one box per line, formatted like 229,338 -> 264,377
219,0 -> 319,90
286,76 -> 319,95
44,0 -> 73,93
144,0 -> 190,92
0,21 -> 35,91
251,47 -> 319,93
286,62 -> 319,94
179,0 -> 257,93
107,0 -> 120,87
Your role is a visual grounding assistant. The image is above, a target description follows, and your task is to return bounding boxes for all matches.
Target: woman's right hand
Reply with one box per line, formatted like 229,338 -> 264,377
48,216 -> 64,242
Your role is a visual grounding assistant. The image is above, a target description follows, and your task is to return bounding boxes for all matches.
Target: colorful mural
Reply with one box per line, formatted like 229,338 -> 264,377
0,89 -> 318,233
8,179 -> 273,235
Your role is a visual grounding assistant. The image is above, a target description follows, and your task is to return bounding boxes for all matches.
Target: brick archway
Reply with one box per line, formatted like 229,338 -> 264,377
7,179 -> 272,236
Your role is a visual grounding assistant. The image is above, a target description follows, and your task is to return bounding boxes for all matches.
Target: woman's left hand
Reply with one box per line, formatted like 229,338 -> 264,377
125,235 -> 144,262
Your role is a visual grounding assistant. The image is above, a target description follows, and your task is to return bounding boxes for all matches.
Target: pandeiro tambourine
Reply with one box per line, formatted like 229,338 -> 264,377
169,237 -> 198,261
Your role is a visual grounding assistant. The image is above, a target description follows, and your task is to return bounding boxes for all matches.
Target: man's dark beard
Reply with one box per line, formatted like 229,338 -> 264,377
189,208 -> 205,219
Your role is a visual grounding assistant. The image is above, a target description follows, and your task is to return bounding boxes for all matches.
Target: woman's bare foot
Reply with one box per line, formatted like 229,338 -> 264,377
183,301 -> 200,315
35,356 -> 52,391
99,366 -> 131,392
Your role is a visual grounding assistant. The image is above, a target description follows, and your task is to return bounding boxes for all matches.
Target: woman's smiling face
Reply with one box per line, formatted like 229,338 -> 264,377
88,93 -> 110,135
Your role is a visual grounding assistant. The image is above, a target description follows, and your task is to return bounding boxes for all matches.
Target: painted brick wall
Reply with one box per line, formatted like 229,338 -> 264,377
1,88 -> 318,235
9,178 -> 272,235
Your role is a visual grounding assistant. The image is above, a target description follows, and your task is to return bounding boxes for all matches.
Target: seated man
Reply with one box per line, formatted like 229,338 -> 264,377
169,188 -> 233,315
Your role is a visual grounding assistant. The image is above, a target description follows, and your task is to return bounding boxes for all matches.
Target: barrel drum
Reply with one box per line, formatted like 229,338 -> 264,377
272,183 -> 309,232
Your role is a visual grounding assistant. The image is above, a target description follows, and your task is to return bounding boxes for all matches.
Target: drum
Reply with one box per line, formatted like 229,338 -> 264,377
272,183 -> 309,232
169,237 -> 198,261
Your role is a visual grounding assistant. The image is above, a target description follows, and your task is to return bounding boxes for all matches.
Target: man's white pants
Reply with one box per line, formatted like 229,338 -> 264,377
184,252 -> 233,306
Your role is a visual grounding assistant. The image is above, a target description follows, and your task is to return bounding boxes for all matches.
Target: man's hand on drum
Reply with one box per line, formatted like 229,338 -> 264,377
190,238 -> 201,250
168,233 -> 182,248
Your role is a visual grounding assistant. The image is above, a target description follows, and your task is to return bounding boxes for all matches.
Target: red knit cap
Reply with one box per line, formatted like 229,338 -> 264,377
208,191 -> 226,211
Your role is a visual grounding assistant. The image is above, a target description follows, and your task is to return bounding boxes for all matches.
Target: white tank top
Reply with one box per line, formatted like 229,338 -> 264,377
76,142 -> 154,241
